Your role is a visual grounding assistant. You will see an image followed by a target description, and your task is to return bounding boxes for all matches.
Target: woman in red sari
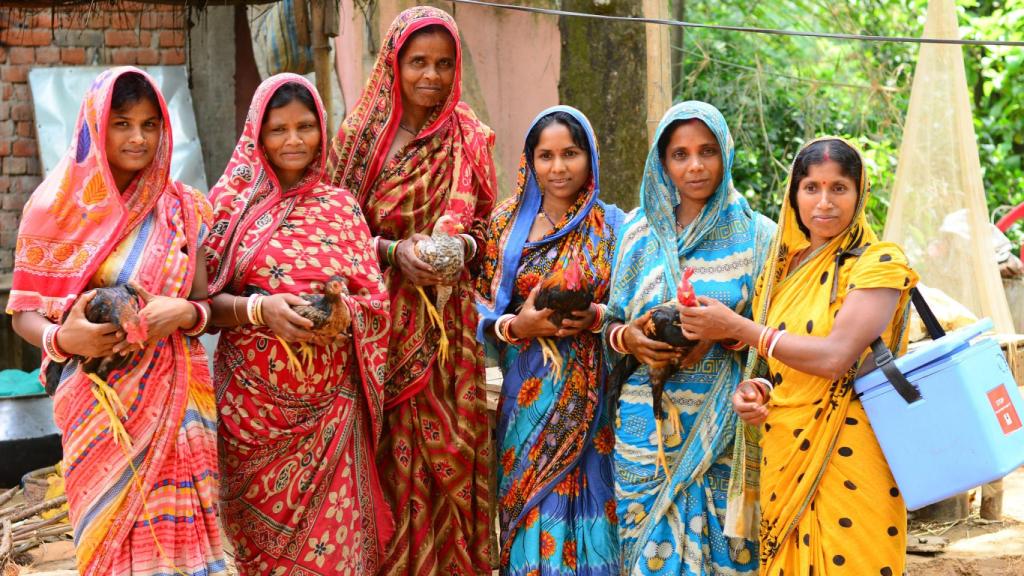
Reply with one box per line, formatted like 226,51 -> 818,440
324,6 -> 497,575
9,67 -> 224,576
205,73 -> 392,575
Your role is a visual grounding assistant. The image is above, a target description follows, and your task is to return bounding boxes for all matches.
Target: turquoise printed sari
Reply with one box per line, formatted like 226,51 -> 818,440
605,101 -> 775,575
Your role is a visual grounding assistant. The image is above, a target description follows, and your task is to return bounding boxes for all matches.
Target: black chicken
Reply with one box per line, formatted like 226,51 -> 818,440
533,256 -> 593,379
607,267 -> 711,474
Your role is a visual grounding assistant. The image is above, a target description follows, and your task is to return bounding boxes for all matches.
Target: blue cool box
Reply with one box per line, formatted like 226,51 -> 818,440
854,319 -> 1024,510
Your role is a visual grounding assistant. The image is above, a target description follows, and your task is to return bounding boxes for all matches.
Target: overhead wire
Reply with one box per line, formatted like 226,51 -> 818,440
447,0 -> 1024,47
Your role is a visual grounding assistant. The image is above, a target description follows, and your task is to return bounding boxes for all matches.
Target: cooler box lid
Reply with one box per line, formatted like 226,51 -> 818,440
854,318 -> 994,395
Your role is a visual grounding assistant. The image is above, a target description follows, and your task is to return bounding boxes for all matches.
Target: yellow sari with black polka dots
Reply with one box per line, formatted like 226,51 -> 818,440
751,138 -> 918,576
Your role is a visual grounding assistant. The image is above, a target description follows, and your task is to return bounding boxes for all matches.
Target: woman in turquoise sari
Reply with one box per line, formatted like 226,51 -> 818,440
477,106 -> 624,575
604,101 -> 774,575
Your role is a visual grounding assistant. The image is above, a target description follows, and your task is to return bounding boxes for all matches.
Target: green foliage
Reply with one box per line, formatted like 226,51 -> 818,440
675,0 -> 1023,252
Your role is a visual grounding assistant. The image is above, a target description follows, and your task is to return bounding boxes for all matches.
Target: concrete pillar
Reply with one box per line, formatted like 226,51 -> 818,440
186,6 -> 237,186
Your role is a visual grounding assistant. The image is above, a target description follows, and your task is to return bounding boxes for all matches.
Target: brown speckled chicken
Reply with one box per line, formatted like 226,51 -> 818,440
533,256 -> 593,379
268,276 -> 351,377
414,215 -> 464,362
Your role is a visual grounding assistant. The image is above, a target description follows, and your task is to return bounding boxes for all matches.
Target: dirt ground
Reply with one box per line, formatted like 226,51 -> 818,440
10,468 -> 1024,576
906,467 -> 1024,575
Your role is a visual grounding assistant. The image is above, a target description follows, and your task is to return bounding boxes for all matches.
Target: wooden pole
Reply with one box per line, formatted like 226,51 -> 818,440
643,0 -> 672,144
312,0 -> 333,121
980,480 -> 1003,520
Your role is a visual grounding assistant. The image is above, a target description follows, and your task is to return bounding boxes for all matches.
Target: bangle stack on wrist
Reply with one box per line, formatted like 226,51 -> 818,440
757,326 -> 786,358
495,313 -> 523,344
247,294 -> 266,326
608,324 -> 628,355
184,299 -> 210,337
588,303 -> 607,333
43,324 -> 69,363
386,240 -> 402,268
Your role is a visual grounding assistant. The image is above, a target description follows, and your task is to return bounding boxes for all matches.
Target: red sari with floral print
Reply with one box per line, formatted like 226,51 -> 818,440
205,74 -> 392,575
325,7 -> 496,575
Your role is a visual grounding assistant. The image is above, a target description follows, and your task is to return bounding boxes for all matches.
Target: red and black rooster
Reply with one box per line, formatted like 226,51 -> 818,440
44,284 -> 149,395
44,284 -> 150,447
608,266 -> 711,474
533,256 -> 593,379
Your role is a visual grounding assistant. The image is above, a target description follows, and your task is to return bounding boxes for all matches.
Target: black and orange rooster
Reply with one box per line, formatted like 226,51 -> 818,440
533,256 -> 592,379
608,266 -> 711,474
44,284 -> 150,447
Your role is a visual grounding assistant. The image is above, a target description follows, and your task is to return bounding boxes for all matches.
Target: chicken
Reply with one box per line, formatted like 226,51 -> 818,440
533,256 -> 593,379
606,267 -> 712,475
413,215 -> 464,363
250,277 -> 351,378
44,284 -> 149,447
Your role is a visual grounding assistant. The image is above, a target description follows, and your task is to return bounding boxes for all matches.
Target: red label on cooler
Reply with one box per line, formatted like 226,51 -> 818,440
988,385 -> 1022,435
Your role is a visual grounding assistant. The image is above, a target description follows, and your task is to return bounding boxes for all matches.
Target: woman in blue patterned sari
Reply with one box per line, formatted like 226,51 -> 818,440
604,101 -> 774,575
477,106 -> 624,575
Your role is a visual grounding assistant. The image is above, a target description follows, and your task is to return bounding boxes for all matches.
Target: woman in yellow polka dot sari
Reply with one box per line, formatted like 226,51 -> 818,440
680,138 -> 918,576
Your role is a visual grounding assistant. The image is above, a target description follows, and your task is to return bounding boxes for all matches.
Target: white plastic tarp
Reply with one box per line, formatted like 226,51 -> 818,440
28,66 -> 208,192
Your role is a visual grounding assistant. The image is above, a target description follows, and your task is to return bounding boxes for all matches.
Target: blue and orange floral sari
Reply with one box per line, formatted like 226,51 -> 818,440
478,106 -> 624,576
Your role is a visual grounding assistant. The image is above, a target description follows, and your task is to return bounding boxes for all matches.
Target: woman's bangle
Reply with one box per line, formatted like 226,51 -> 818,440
757,326 -> 778,358
496,314 -> 522,344
608,324 -> 628,355
231,296 -> 243,325
722,338 -> 746,351
767,329 -> 786,359
750,377 -> 773,402
459,234 -> 477,261
588,303 -> 606,333
184,299 -> 210,337
247,295 -> 265,326
43,324 -> 69,363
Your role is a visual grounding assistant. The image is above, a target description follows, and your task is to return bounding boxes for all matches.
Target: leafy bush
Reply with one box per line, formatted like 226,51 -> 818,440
676,0 -> 1023,252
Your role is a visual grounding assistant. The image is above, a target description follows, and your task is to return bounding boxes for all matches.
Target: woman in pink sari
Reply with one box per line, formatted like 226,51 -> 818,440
324,6 -> 497,574
9,67 -> 224,576
205,73 -> 392,575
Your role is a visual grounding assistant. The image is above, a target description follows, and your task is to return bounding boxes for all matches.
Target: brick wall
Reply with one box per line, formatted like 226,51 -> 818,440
0,4 -> 187,272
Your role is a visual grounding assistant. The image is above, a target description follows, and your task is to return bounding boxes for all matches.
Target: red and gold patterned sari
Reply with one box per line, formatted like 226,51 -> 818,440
205,74 -> 392,575
325,7 -> 496,575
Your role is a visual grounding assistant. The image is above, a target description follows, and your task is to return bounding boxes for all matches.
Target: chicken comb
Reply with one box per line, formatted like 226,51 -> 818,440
677,266 -> 698,307
562,256 -> 585,291
437,215 -> 462,236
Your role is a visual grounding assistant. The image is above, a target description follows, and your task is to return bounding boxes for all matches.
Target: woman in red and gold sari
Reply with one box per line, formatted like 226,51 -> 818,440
205,73 -> 392,575
324,6 -> 497,575
9,67 -> 224,576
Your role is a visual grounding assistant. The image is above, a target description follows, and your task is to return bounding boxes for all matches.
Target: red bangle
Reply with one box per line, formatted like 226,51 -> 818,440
184,299 -> 210,337
722,338 -> 746,351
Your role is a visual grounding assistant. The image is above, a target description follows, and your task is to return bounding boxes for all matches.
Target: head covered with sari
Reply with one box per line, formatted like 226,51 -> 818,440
324,5 -> 496,237
728,138 -> 917,574
608,99 -> 767,323
476,105 -> 624,341
9,66 -> 189,318
205,73 -> 327,295
608,101 -> 772,574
